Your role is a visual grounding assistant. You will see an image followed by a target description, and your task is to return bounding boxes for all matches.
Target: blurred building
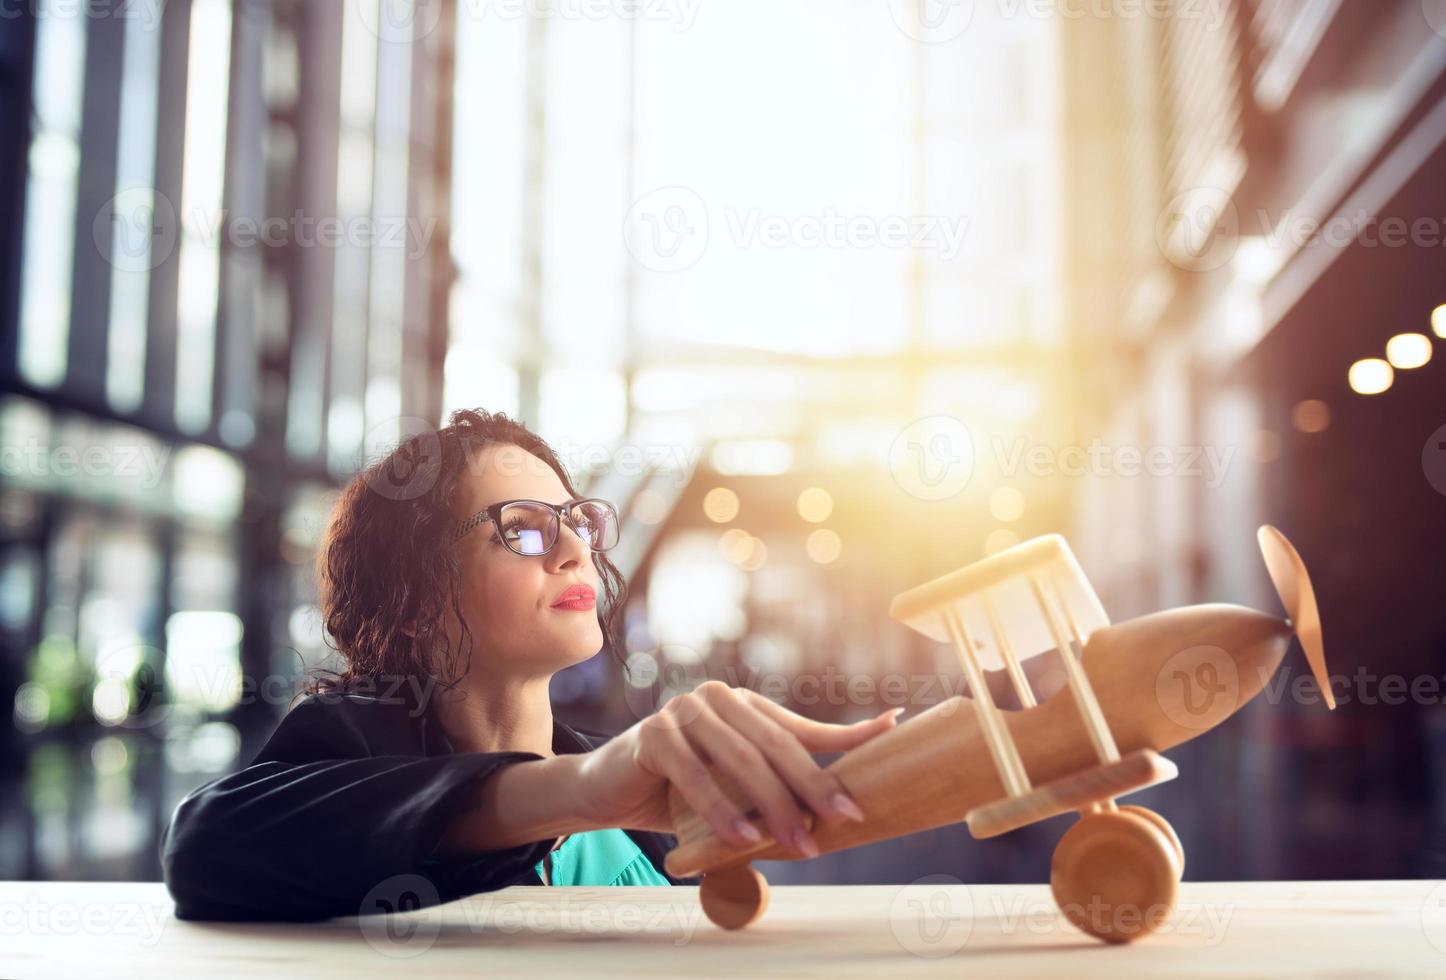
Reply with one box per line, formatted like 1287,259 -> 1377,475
1,0 -> 1443,889
0,0 -> 459,879
1059,0 -> 1446,879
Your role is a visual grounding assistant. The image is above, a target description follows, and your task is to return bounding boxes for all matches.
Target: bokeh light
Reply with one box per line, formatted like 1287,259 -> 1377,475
805,528 -> 842,564
1385,332 -> 1432,369
632,487 -> 670,525
1348,358 -> 1394,395
796,487 -> 834,523
989,487 -> 1026,522
702,487 -> 740,523
1291,399 -> 1331,433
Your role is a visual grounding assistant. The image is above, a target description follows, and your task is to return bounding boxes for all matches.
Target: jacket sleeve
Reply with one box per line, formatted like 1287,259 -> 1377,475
160,697 -> 559,922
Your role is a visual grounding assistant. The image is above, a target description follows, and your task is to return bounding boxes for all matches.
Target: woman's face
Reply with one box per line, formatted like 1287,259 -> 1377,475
442,443 -> 605,678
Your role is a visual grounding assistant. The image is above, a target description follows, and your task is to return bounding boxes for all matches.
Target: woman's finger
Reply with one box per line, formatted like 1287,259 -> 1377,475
739,688 -> 905,752
706,685 -> 869,832
674,695 -> 818,857
638,712 -> 764,849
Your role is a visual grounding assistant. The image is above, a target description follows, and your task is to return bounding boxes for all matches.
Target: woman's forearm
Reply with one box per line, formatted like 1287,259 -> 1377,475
439,752 -> 601,856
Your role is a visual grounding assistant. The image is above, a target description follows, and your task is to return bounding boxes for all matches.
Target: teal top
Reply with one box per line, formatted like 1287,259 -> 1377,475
535,828 -> 673,886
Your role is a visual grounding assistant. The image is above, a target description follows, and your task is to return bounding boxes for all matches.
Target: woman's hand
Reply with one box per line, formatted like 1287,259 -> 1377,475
574,680 -> 904,857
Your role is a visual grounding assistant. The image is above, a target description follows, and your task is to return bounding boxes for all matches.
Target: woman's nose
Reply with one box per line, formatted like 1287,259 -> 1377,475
546,520 -> 592,571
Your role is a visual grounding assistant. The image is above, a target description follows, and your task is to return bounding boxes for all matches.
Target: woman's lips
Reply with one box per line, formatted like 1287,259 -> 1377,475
551,584 -> 596,611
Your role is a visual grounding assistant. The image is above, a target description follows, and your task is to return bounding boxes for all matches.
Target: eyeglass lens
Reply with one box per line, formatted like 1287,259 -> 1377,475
497,500 -> 619,555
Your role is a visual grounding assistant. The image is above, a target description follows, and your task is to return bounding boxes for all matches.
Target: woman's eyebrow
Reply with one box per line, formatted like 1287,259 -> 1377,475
477,495 -> 573,509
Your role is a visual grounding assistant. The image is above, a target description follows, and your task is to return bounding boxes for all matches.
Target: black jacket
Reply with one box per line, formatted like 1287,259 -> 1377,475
160,687 -> 699,921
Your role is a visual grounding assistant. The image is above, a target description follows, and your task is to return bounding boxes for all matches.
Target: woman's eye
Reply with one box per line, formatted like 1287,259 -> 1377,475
497,519 -> 547,554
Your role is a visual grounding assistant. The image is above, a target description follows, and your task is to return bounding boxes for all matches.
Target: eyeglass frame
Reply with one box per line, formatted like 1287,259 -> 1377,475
449,496 -> 620,555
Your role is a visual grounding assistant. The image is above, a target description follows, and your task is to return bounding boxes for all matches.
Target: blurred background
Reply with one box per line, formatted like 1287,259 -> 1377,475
1,0 -> 1444,889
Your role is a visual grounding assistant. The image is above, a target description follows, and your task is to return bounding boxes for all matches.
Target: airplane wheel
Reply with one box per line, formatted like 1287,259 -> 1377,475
1117,805 -> 1184,878
699,863 -> 770,930
1050,810 -> 1179,943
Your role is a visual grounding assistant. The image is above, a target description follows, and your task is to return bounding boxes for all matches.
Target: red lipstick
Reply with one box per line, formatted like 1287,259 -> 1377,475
551,583 -> 596,611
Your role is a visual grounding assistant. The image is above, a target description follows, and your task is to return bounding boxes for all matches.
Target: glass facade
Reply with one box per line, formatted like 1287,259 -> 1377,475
0,0 -> 452,879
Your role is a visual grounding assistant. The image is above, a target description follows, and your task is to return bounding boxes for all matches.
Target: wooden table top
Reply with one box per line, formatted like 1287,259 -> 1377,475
3,879 -> 1441,977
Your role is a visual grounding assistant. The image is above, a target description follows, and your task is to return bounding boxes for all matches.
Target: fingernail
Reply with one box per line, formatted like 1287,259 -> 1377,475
732,818 -> 762,844
882,707 -> 905,721
830,791 -> 866,822
791,826 -> 820,858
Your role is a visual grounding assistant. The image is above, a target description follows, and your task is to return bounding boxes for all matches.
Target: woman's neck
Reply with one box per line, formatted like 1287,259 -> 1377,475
433,672 -> 557,758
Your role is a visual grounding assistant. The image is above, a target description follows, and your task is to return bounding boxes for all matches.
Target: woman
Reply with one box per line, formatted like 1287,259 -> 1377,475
161,408 -> 900,921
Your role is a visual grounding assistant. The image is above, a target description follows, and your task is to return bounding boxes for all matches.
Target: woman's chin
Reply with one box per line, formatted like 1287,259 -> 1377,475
554,619 -> 605,661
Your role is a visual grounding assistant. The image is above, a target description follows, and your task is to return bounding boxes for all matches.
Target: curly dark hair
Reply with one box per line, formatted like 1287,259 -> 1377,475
306,408 -> 628,698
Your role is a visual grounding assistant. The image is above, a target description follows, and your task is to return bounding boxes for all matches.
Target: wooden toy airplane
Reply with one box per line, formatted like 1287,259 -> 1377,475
663,524 -> 1334,942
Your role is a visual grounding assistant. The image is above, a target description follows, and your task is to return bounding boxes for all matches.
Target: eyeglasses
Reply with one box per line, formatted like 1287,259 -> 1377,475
450,497 -> 621,556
